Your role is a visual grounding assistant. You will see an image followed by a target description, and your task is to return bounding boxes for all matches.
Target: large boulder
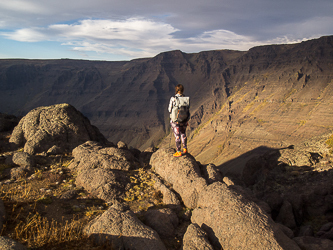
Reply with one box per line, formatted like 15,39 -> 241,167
75,168 -> 129,202
144,208 -> 179,238
69,141 -> 140,202
151,172 -> 181,206
149,148 -> 207,209
84,203 -> 166,250
182,223 -> 214,250
191,182 -> 301,250
3,152 -> 35,179
201,163 -> 223,184
9,103 -> 109,154
69,141 -> 137,172
12,152 -> 35,168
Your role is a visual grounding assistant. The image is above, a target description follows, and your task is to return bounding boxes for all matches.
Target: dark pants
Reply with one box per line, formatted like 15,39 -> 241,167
170,121 -> 187,151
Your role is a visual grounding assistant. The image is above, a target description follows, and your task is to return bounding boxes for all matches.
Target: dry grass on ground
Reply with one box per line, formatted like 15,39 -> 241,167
0,153 -> 109,249
0,128 -> 187,250
0,147 -> 165,249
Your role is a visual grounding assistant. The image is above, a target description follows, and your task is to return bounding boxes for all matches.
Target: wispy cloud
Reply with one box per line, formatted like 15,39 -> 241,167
2,18 -> 307,59
2,28 -> 49,42
2,18 -> 180,57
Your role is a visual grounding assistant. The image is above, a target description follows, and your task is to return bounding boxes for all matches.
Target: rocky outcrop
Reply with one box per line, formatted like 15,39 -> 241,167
235,134 -> 329,187
68,141 -> 141,202
233,134 -> 333,243
2,103 -> 332,249
149,148 -> 302,249
150,148 -> 207,209
276,200 -> 297,229
151,172 -> 181,206
191,182 -> 301,250
75,168 -> 129,202
9,104 -> 109,154
182,223 -> 214,250
84,203 -> 166,250
144,208 -> 179,238
3,152 -> 36,179
200,163 -> 223,184
12,152 -> 35,168
317,223 -> 333,240
69,141 -> 137,172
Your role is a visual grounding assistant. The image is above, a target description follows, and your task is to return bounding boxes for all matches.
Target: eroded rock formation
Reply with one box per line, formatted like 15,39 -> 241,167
150,148 -> 207,209
150,148 -> 300,249
191,182 -> 300,250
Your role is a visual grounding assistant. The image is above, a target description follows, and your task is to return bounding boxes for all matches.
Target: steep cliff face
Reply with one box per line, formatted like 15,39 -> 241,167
184,36 -> 333,168
0,36 -> 333,161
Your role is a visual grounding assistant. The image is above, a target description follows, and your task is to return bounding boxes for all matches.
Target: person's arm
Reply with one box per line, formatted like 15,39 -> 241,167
168,97 -> 174,112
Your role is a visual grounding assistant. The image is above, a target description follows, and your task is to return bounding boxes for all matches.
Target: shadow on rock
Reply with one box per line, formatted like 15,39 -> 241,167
215,134 -> 333,249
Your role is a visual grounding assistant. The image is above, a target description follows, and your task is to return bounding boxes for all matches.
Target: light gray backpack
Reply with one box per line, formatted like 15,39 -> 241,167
170,96 -> 190,123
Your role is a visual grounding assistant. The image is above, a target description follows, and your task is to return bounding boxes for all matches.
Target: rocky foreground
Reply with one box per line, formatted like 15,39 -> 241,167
1,104 -> 333,250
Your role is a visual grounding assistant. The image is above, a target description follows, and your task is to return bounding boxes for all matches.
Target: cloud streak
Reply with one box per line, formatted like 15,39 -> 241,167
2,18 -> 181,57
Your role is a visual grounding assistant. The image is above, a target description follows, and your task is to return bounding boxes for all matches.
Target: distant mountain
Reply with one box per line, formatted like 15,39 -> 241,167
1,36 -> 333,166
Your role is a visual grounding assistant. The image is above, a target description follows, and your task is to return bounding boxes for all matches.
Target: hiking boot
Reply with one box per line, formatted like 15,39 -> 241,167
183,148 -> 187,154
173,151 -> 182,157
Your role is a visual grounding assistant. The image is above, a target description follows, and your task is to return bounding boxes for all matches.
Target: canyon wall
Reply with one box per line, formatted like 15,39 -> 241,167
1,36 -> 333,166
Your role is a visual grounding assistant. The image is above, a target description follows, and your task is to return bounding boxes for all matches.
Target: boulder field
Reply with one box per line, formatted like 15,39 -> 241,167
150,148 -> 300,250
1,103 -> 333,249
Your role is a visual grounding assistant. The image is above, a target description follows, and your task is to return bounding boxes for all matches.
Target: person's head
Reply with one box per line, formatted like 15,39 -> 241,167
175,84 -> 184,95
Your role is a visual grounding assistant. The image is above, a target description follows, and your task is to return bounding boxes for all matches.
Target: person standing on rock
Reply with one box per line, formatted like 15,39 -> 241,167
168,84 -> 190,157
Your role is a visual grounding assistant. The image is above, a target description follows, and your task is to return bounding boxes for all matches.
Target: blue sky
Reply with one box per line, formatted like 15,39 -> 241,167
1,0 -> 333,61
